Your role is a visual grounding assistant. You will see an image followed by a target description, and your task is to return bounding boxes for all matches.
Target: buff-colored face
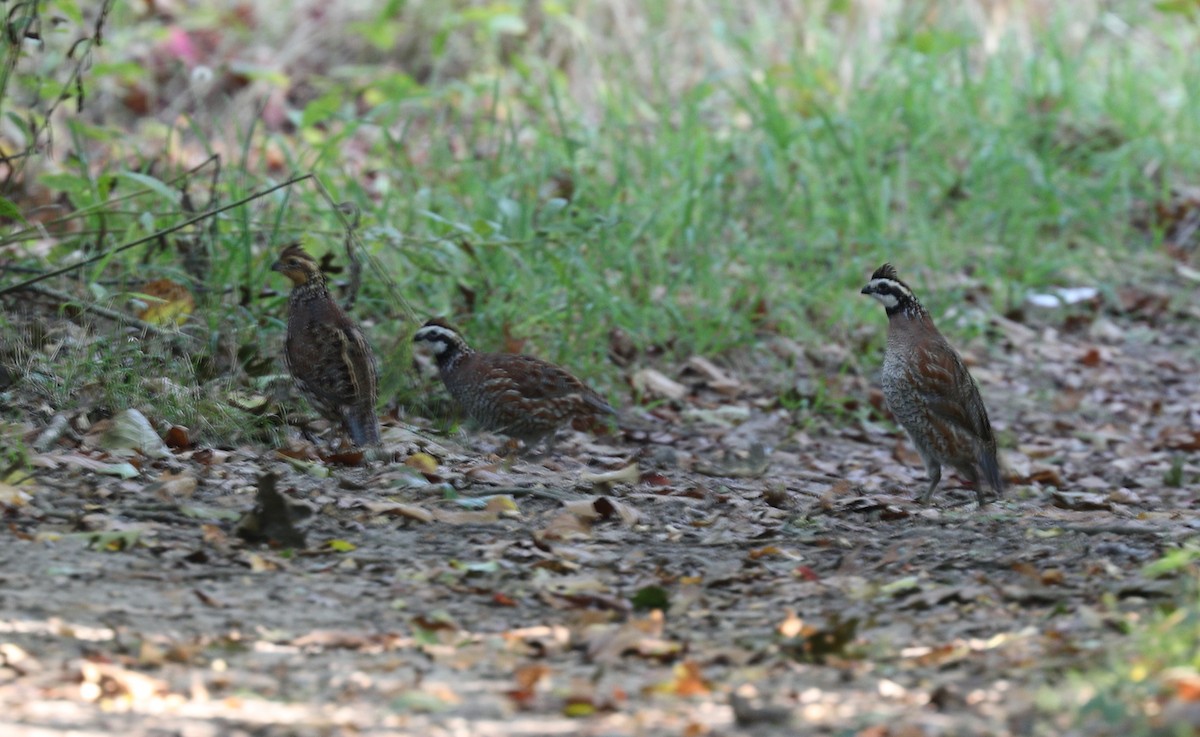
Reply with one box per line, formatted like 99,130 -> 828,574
271,247 -> 320,287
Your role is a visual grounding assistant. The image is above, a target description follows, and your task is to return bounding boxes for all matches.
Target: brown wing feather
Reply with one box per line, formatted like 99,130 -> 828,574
910,336 -> 1001,491
285,297 -> 377,419
483,353 -> 613,416
300,323 -> 375,406
911,342 -> 990,439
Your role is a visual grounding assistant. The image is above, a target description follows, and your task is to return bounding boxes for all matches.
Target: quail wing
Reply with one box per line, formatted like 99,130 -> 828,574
910,340 -> 994,444
485,353 -> 613,416
287,315 -> 377,419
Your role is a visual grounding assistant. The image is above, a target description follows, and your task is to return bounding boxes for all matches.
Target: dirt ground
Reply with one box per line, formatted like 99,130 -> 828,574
1,280 -> 1198,737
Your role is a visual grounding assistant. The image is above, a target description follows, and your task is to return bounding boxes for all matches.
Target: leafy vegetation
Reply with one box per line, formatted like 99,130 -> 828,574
2,4 -> 1199,732
1041,547 -> 1200,736
4,1 -> 1197,442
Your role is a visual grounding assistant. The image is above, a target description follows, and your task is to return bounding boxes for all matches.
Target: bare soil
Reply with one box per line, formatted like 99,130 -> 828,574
1,288 -> 1198,737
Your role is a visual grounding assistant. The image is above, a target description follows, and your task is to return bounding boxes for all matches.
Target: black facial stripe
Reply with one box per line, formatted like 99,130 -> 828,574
415,330 -> 448,344
868,275 -> 909,293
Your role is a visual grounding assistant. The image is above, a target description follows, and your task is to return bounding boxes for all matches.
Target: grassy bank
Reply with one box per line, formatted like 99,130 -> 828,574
1,0 -> 1197,434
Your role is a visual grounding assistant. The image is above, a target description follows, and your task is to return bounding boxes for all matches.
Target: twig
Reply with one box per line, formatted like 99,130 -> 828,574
1059,524 -> 1169,537
308,177 -> 418,325
17,283 -> 193,342
0,173 -> 314,297
116,507 -> 201,526
33,413 -> 71,451
337,202 -> 363,310
2,155 -> 222,245
456,486 -> 584,501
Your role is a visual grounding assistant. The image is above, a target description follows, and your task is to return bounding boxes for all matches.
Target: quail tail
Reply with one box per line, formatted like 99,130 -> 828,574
343,407 -> 381,447
979,448 -> 1004,497
585,393 -> 617,417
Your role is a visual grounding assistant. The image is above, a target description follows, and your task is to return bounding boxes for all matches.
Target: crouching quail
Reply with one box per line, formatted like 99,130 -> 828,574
272,243 -> 381,447
412,318 -> 616,456
861,263 -> 1003,506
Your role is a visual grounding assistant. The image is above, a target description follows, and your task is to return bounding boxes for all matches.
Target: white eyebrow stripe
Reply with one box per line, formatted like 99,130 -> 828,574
415,326 -> 459,342
871,278 -> 914,299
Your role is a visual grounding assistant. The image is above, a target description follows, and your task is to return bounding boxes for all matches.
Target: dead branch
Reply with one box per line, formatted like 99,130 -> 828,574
0,173 -> 314,297
15,283 -> 194,343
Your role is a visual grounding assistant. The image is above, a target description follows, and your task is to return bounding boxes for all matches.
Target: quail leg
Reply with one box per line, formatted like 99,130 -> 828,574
917,462 -> 941,504
964,468 -> 989,507
536,434 -> 559,460
504,428 -> 555,461
498,438 -> 523,465
534,435 -> 587,471
299,420 -> 322,447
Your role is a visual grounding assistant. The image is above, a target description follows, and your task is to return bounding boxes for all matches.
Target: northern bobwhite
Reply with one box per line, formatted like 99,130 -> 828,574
272,243 -> 380,447
861,263 -> 1003,506
412,318 -> 615,455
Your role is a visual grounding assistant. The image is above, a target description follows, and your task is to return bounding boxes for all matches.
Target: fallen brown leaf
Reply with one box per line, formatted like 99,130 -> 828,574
632,368 -> 687,402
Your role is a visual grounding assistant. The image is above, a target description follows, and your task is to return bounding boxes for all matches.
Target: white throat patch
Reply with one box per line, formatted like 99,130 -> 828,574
868,289 -> 900,310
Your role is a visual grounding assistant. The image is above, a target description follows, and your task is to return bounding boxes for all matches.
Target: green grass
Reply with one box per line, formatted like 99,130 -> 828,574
7,313 -> 281,445
1038,547 -> 1200,736
2,0 -> 1199,440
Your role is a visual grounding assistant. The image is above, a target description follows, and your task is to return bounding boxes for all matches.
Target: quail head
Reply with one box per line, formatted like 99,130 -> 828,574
861,263 -> 1003,506
272,243 -> 380,447
412,318 -> 615,456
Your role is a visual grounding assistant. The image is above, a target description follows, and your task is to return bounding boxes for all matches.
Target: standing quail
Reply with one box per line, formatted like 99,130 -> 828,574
412,318 -> 615,456
861,263 -> 1003,506
272,243 -> 381,447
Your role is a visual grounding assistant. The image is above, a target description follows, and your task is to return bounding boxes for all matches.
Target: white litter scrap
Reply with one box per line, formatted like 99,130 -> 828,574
1025,286 -> 1099,308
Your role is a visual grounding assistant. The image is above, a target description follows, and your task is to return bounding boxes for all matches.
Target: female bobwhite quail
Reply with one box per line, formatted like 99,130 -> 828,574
861,263 -> 1003,506
272,243 -> 380,447
412,318 -> 615,456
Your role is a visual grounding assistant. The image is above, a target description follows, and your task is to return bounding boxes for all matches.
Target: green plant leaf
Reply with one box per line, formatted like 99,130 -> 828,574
630,585 -> 670,611
301,91 -> 343,128
55,0 -> 84,23
350,19 -> 401,50
0,196 -> 27,223
1156,0 -> 1200,15
38,172 -> 97,201
906,29 -> 971,56
89,61 -> 145,81
118,171 -> 181,205
1142,546 -> 1200,578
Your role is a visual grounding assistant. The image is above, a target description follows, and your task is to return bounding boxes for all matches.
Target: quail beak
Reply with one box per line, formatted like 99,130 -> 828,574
271,259 -> 302,286
860,285 -> 872,295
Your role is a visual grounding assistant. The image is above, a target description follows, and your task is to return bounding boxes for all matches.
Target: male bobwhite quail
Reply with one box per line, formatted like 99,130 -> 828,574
861,263 -> 1003,506
272,243 -> 381,447
412,318 -> 615,456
